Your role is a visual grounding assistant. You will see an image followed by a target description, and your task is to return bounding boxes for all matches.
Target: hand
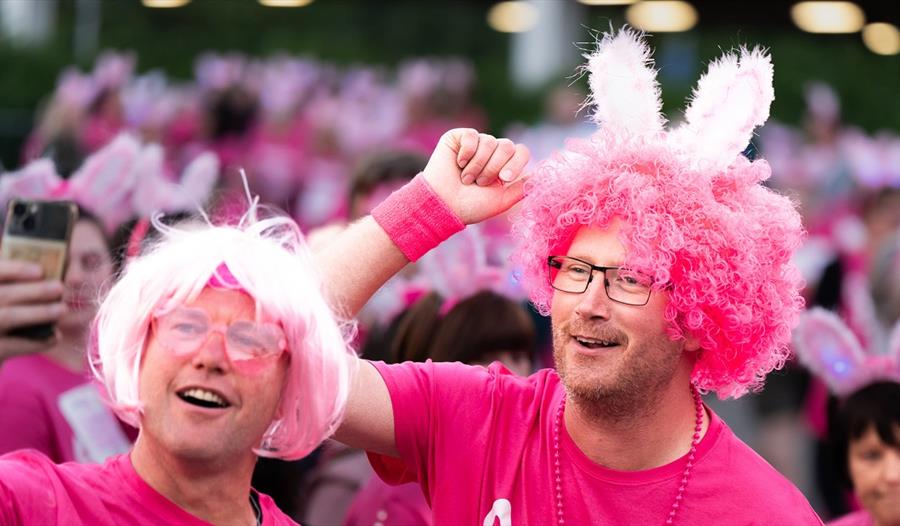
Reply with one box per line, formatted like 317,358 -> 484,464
0,259 -> 65,362
422,129 -> 530,224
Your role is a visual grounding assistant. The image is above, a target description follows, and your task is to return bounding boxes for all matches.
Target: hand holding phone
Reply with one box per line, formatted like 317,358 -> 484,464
0,259 -> 65,363
1,199 -> 76,348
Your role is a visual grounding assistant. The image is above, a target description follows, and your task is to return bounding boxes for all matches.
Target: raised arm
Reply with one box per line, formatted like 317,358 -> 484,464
317,128 -> 529,455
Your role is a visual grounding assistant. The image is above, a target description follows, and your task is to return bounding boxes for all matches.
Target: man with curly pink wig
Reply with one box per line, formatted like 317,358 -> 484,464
323,30 -> 823,525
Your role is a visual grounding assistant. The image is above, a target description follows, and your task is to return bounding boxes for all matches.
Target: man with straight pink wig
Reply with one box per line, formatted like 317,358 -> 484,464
320,29 -> 823,524
0,128 -> 526,525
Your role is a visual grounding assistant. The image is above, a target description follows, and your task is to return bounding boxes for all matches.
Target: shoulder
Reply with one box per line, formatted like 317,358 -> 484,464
0,450 -> 107,523
256,491 -> 299,526
0,449 -> 117,486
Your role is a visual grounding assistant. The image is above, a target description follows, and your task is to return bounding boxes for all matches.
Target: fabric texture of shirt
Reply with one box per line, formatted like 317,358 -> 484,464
0,450 -> 296,526
368,360 -> 825,526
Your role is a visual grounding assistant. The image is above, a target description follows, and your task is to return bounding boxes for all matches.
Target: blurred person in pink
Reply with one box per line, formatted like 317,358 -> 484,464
0,210 -> 134,464
794,309 -> 900,526
316,29 -> 821,524
0,202 -> 355,525
828,382 -> 900,526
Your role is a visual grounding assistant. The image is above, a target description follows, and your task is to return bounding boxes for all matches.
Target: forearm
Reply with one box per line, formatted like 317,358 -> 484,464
313,216 -> 409,318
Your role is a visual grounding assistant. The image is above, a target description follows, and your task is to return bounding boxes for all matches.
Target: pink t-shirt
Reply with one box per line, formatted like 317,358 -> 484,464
369,361 -> 824,525
0,450 -> 296,526
0,354 -> 134,463
344,476 -> 432,526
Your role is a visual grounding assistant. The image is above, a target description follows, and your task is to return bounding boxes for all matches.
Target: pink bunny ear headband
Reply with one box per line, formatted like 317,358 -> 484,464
417,224 -> 528,316
794,308 -> 900,396
512,27 -> 804,399
0,133 -> 219,233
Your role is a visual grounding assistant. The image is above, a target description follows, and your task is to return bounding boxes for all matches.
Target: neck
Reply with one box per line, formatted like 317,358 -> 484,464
43,332 -> 87,373
564,366 -> 708,471
130,433 -> 258,526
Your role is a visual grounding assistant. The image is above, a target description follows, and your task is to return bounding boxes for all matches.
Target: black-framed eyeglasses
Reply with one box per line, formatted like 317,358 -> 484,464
547,255 -> 653,306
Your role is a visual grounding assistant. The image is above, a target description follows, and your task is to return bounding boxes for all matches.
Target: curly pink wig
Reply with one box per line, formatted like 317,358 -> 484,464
89,208 -> 357,460
512,29 -> 805,399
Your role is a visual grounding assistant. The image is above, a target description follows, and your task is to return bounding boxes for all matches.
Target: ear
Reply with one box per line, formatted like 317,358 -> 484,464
671,46 -> 774,173
793,308 -> 869,395
583,28 -> 665,138
683,333 -> 702,353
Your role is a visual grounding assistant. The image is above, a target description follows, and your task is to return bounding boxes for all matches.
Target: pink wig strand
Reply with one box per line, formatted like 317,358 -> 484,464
511,28 -> 805,399
89,208 -> 357,460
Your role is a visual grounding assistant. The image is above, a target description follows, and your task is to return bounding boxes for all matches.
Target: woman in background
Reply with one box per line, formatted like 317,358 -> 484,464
0,210 -> 133,463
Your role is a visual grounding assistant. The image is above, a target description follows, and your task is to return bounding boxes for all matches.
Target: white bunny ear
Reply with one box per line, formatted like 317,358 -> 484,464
130,143 -> 167,216
67,133 -> 141,231
888,319 -> 900,363
794,308 -> 870,396
674,46 -> 774,171
131,149 -> 219,216
178,152 -> 219,206
584,28 -> 665,138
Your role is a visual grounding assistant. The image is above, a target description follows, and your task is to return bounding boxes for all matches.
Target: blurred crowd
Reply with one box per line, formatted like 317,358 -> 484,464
10,50 -> 485,230
0,50 -> 898,526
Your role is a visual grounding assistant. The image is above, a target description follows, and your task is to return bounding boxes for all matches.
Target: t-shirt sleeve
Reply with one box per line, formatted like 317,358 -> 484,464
367,360 -> 498,499
0,451 -> 59,525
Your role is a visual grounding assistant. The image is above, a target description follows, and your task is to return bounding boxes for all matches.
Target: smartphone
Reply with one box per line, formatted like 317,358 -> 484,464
1,199 -> 78,340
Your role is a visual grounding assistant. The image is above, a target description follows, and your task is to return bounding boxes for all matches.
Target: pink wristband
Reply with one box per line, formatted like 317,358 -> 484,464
372,174 -> 465,262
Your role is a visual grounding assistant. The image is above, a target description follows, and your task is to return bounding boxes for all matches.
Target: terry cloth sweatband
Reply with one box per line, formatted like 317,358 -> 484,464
371,174 -> 465,262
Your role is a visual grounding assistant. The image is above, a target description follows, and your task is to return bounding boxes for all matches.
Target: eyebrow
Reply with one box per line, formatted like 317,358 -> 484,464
174,308 -> 209,321
567,254 -> 623,267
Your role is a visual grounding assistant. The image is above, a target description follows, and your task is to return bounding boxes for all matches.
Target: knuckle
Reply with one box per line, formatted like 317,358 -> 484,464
497,139 -> 515,154
467,160 -> 486,172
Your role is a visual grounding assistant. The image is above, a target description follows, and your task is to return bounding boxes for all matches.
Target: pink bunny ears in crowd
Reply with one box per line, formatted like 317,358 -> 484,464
794,308 -> 900,396
417,225 -> 527,314
0,133 -> 219,233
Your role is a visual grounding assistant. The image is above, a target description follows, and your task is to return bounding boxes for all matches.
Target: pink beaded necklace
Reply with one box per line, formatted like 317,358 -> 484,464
552,384 -> 704,526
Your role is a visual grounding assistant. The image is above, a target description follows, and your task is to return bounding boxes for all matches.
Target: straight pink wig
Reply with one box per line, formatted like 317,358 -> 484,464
90,209 -> 357,460
512,29 -> 805,399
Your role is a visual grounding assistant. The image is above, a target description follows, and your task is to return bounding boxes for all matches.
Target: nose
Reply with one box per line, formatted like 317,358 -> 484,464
64,258 -> 84,287
573,274 -> 613,320
884,450 -> 900,484
190,329 -> 231,374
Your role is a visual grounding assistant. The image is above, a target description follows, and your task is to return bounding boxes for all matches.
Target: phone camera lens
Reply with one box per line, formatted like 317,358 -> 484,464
22,215 -> 36,231
12,203 -> 26,217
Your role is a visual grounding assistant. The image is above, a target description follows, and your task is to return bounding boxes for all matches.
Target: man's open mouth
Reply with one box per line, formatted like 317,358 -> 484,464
573,336 -> 620,349
176,388 -> 231,409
